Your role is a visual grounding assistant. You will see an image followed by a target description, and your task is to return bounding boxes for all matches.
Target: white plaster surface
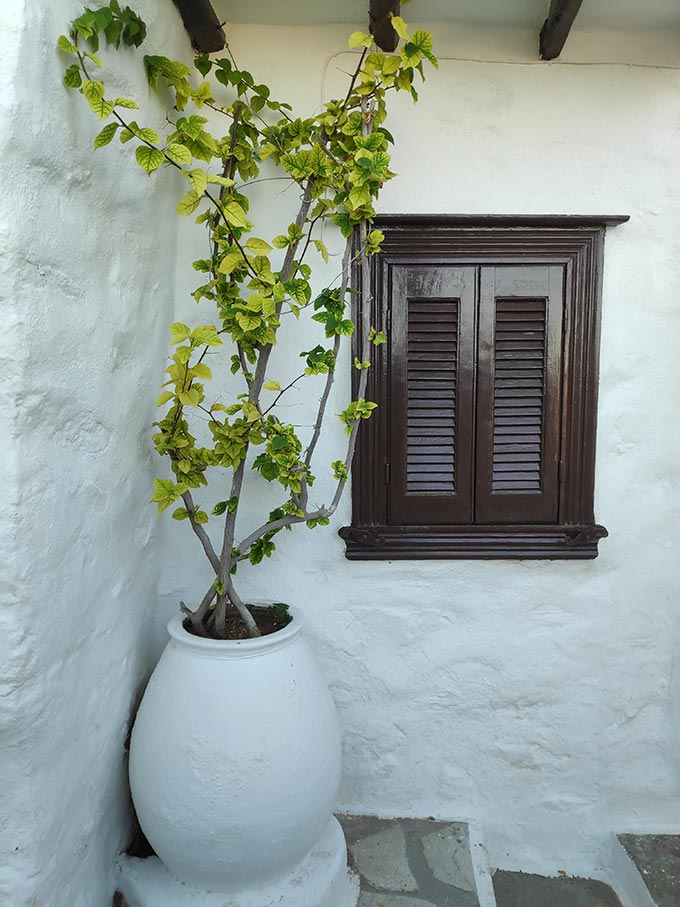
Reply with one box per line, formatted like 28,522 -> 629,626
157,18 -> 680,880
117,817 -> 359,907
129,613 -> 342,892
4,4 -> 680,904
0,2 -> 191,905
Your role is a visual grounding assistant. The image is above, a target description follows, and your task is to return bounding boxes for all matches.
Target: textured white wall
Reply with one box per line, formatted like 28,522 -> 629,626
3,5 -> 680,902
159,20 -> 680,876
0,2 -> 190,905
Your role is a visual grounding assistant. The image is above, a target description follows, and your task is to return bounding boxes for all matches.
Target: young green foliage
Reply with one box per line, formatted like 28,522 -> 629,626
59,3 -> 436,636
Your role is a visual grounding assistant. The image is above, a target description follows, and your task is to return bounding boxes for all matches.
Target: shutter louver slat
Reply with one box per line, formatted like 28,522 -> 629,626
491,298 -> 546,493
406,296 -> 458,495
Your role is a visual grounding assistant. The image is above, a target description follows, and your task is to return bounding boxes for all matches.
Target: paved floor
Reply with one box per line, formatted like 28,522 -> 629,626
340,816 -> 480,907
619,833 -> 680,907
492,871 -> 622,907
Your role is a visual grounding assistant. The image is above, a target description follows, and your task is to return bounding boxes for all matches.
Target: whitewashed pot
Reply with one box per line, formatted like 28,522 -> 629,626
129,607 -> 344,896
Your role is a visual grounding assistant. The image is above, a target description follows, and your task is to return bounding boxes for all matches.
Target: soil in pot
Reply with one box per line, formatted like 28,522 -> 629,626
184,603 -> 292,640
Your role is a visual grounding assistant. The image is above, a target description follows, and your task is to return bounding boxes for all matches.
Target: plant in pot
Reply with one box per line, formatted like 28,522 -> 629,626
59,4 -> 436,903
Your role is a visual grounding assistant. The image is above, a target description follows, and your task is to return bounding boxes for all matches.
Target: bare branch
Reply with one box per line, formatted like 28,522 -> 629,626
260,373 -> 306,418
227,579 -> 261,637
182,581 -> 218,632
302,236 -> 353,483
181,490 -> 220,572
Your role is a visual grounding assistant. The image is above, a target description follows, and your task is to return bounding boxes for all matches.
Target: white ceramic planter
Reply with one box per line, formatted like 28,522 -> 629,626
129,607 -> 345,897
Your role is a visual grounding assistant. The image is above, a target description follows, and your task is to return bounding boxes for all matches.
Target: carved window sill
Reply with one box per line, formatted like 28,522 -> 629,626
339,524 -> 608,560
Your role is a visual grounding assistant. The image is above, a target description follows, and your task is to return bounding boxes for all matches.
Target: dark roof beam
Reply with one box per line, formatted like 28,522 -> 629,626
369,0 -> 401,53
539,0 -> 584,60
171,0 -> 226,54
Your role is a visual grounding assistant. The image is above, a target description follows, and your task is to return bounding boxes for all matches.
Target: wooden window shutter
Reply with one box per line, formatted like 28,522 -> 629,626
388,265 -> 476,525
475,265 -> 564,523
342,216 -> 625,560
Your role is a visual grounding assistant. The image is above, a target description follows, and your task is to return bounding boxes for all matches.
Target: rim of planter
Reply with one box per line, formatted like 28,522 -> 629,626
167,605 -> 302,659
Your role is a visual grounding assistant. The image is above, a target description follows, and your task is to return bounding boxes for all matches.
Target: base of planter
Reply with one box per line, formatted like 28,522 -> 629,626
116,816 -> 359,907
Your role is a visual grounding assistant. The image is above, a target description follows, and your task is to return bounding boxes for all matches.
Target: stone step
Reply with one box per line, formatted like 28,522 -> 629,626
491,870 -> 623,907
339,815 -> 495,907
616,834 -> 680,907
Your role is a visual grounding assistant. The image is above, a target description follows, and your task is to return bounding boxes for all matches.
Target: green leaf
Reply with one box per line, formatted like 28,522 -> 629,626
94,122 -> 119,148
186,168 -> 207,196
191,363 -> 212,380
245,237 -> 273,255
89,97 -> 115,120
195,54 -> 212,76
313,239 -> 329,263
57,35 -> 78,53
218,250 -> 246,275
136,145 -> 165,173
172,507 -> 188,520
263,380 -> 281,391
83,81 -> 114,119
390,14 -> 409,39
169,322 -> 191,344
212,501 -> 228,516
206,174 -> 235,187
191,81 -> 213,108
236,312 -> 261,331
192,326 -> 222,346
151,478 -> 182,513
271,436 -> 288,451
156,391 -> 174,406
348,31 -> 373,49
222,200 -> 248,228
137,126 -> 160,144
114,97 -> 140,109
337,319 -> 355,336
63,64 -> 82,88
84,51 -> 103,68
176,189 -> 202,215
193,510 -> 209,524
165,142 -> 192,165
82,79 -> 104,102
104,18 -> 123,47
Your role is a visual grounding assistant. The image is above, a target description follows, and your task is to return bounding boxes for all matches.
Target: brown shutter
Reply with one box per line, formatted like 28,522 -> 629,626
475,265 -> 564,523
388,265 -> 476,524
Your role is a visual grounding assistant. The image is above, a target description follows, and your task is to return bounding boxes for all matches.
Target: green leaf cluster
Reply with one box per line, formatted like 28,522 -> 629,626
60,2 -> 435,584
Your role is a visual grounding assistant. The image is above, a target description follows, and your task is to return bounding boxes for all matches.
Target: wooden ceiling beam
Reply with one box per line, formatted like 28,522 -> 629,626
369,0 -> 401,53
539,0 -> 584,60
171,0 -> 227,54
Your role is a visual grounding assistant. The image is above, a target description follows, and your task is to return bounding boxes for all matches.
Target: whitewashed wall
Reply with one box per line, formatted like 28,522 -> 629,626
3,5 -> 680,902
160,20 -> 680,876
0,3 -> 190,905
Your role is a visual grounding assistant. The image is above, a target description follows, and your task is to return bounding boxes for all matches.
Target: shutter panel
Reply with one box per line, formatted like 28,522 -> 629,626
388,265 -> 475,524
475,265 -> 564,523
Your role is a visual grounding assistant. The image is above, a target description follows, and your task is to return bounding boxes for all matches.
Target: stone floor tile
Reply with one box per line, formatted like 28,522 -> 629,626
493,870 -> 623,907
340,815 -> 480,907
618,833 -> 680,907
350,825 -> 419,893
421,825 -> 476,892
358,894 -> 437,907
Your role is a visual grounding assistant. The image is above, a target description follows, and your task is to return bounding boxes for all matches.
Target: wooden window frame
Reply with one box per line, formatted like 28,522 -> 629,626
340,214 -> 628,560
